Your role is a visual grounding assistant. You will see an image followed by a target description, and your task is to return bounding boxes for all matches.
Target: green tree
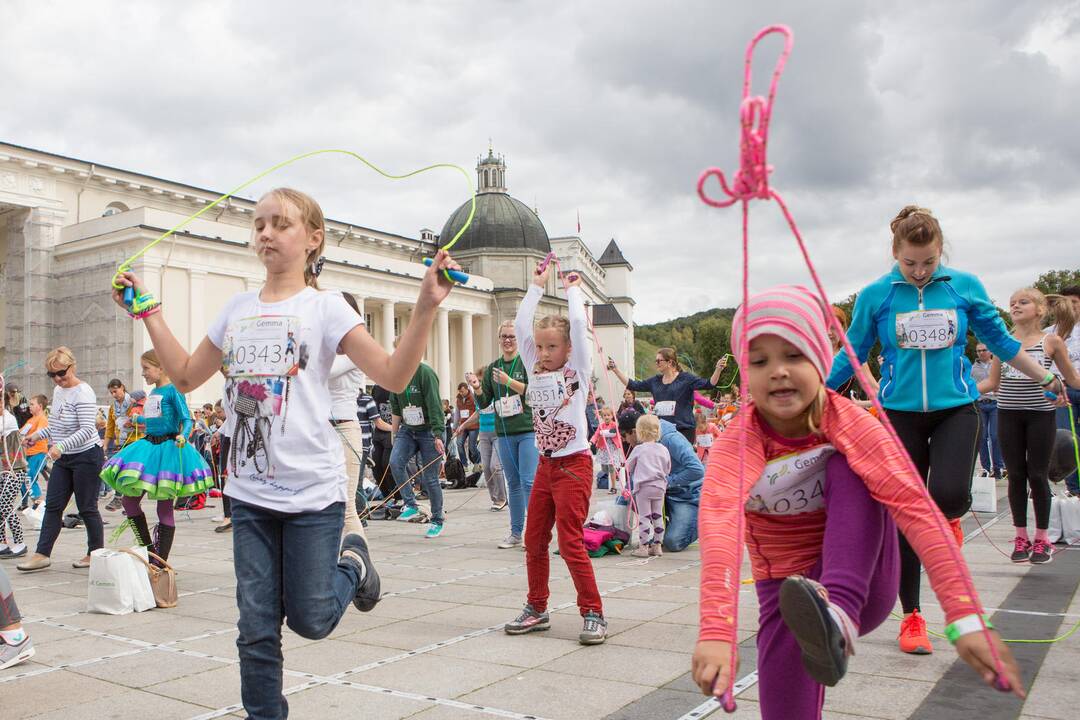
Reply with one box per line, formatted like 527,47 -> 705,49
1033,269 -> 1080,295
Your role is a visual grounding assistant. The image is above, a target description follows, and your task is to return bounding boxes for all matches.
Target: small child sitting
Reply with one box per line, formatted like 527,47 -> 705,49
625,414 -> 670,557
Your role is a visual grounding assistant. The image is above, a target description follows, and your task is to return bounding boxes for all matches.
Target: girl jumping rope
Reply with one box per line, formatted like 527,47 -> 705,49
503,261 -> 607,645
111,187 -> 459,720
693,285 -> 1024,719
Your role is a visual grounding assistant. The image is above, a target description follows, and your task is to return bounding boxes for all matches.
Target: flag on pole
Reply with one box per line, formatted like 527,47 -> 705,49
576,209 -> 581,234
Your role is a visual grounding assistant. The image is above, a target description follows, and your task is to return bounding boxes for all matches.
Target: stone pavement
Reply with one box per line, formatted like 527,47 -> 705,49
2,482 -> 1079,719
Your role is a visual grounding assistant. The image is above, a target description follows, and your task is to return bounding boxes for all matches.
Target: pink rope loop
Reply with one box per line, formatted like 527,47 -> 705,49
697,25 -> 792,209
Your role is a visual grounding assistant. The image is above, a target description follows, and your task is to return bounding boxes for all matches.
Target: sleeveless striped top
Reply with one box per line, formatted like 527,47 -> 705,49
997,337 -> 1053,411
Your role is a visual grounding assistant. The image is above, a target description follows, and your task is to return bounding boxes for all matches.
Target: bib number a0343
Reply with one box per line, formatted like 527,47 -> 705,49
896,310 -> 957,351
224,315 -> 302,377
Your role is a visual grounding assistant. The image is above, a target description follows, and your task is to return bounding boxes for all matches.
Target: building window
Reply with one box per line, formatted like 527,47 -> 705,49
364,313 -> 373,328
102,201 -> 129,217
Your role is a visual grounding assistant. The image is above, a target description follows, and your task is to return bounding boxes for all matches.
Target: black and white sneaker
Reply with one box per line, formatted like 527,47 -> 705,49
779,576 -> 854,687
1030,539 -> 1053,565
579,611 -> 607,645
340,534 -> 382,612
504,605 -> 550,635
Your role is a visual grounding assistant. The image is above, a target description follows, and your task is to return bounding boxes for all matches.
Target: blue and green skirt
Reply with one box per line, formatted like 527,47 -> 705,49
101,435 -> 213,500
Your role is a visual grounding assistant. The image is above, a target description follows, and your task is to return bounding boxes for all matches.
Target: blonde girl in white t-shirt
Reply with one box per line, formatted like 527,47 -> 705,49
112,187 -> 460,720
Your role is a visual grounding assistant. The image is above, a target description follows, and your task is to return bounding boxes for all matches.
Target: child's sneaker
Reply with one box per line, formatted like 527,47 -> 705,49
1010,536 -> 1032,563
648,543 -> 662,557
504,605 -> 550,635
630,546 -> 650,558
1030,539 -> 1053,564
497,534 -> 522,549
339,534 -> 382,612
396,506 -> 419,522
424,523 -> 444,539
579,611 -> 607,645
0,633 -> 35,670
779,576 -> 854,687
898,609 -> 932,655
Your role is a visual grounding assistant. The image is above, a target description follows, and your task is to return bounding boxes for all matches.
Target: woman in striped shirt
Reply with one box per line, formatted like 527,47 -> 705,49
17,347 -> 105,572
977,288 -> 1080,565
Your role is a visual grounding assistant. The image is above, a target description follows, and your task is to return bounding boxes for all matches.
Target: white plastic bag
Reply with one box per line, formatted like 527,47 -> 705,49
1048,495 -> 1064,544
87,547 -> 156,614
1058,495 -> 1080,546
970,474 -> 997,514
21,503 -> 44,530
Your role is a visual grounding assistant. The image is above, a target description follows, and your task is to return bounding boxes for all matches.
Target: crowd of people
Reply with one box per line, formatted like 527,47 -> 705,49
1,193 -> 1077,720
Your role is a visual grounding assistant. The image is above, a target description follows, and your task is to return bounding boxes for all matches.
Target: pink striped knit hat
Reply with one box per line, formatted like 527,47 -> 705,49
731,285 -> 833,381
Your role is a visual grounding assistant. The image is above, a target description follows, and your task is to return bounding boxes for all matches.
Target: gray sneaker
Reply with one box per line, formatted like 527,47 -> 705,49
497,534 -> 522,549
504,604 -> 550,635
105,494 -> 124,512
0,633 -> 35,670
579,611 -> 607,645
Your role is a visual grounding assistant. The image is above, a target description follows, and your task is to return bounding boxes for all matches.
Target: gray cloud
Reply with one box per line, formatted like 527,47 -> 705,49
1,0 -> 1076,323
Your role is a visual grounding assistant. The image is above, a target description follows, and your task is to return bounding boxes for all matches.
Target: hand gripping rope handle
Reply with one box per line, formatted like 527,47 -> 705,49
111,148 -> 476,301
697,25 -> 1009,711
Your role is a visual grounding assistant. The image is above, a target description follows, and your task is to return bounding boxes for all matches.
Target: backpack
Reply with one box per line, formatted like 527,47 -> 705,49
443,455 -> 466,489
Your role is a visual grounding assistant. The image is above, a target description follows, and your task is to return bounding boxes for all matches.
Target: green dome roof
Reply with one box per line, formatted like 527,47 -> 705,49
440,192 -> 550,254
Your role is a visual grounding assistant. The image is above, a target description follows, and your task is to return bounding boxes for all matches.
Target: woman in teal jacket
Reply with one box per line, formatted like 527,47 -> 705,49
828,205 -> 1064,656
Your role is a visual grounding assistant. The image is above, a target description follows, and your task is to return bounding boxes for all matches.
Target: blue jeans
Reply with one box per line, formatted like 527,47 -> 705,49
1057,389 -> 1080,494
231,499 -> 361,720
389,426 -> 444,524
25,454 -> 45,499
497,433 -> 539,537
663,496 -> 698,552
976,400 -> 1005,473
457,428 -> 480,465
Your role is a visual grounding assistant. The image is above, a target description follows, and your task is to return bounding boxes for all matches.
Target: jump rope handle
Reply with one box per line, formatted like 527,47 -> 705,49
536,251 -> 556,273
720,690 -> 737,713
994,675 -> 1012,693
122,286 -> 135,306
422,257 -> 470,284
1046,391 -> 1058,400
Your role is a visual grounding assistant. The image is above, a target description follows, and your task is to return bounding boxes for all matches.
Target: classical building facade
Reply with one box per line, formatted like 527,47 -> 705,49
0,142 -> 634,406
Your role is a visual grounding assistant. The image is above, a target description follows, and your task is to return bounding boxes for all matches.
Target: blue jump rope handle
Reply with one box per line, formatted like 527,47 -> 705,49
1046,391 -> 1058,401
122,286 -> 135,306
423,257 -> 469,284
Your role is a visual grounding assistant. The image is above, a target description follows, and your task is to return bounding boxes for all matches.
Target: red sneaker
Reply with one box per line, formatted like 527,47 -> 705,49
898,609 -> 933,655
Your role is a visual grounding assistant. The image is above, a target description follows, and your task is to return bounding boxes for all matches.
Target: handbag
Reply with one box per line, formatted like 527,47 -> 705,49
121,548 -> 178,608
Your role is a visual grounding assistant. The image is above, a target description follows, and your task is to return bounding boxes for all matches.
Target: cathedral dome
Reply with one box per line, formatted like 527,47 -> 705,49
438,145 -> 551,254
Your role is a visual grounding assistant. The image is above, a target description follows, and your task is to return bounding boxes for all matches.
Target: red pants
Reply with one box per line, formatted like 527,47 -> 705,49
525,451 -> 603,616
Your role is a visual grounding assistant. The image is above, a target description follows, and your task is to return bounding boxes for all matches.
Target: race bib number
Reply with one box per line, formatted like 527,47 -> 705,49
403,405 -> 425,426
224,315 -> 302,377
654,400 -> 676,416
497,394 -> 523,417
527,372 -> 567,410
1003,351 -> 1045,381
696,434 -> 713,448
459,409 -> 471,420
143,395 -> 163,419
896,310 -> 957,350
746,444 -> 835,515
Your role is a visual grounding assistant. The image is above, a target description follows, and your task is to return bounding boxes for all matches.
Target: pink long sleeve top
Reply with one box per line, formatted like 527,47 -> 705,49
698,390 -> 982,643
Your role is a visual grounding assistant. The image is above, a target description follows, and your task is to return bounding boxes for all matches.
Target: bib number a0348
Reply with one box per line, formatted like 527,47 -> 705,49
896,310 -> 957,351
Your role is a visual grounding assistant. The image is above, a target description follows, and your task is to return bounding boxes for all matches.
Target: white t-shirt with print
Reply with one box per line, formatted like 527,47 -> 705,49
208,287 -> 363,513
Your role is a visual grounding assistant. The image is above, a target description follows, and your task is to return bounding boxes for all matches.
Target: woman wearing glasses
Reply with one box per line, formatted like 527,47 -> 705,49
608,349 -> 727,445
17,347 -> 104,572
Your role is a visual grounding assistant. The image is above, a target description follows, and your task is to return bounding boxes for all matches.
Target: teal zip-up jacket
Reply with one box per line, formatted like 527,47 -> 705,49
827,264 -> 1021,413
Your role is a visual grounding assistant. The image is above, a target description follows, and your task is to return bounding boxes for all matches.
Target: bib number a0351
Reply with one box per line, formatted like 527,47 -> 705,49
527,372 -> 567,410
896,309 -> 957,351
746,444 -> 835,515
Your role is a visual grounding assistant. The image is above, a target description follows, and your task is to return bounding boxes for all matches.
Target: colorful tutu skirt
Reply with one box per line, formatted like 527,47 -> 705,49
101,434 -> 213,500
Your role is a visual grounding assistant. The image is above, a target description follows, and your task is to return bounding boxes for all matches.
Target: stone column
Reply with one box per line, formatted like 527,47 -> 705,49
460,312 -> 474,378
380,300 -> 395,352
436,307 -> 451,399
189,269 -> 206,356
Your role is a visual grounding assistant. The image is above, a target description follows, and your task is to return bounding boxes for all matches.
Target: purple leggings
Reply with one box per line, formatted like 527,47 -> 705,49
754,454 -> 900,720
121,496 -> 176,527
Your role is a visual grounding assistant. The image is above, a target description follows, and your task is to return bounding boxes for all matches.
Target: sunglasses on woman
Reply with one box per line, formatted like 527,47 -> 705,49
46,365 -> 71,379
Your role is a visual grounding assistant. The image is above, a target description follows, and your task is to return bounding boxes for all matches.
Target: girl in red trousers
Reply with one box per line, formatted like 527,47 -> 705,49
503,262 -> 606,645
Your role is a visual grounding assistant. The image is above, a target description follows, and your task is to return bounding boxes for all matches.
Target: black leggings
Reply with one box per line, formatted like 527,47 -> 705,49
886,404 -> 979,614
998,409 -> 1056,530
36,446 -> 105,557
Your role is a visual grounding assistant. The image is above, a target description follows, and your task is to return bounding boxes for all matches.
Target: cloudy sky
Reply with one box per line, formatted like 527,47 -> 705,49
3,0 -> 1077,323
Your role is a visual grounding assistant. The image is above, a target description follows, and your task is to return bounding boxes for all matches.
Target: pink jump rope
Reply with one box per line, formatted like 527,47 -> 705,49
697,25 -> 1010,712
